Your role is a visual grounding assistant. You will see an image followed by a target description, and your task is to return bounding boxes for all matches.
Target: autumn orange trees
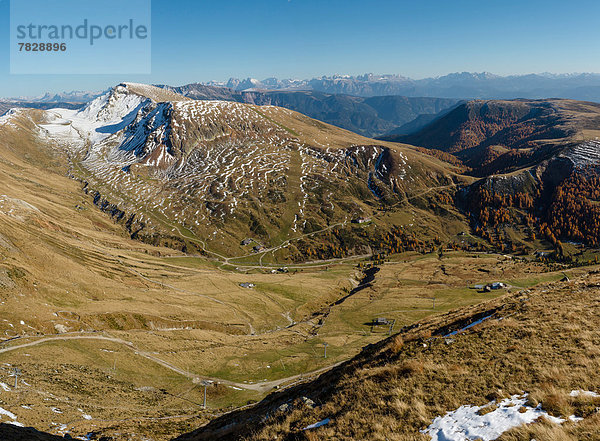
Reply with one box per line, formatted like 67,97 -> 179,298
548,171 -> 600,247
468,187 -> 534,229
469,167 -> 600,252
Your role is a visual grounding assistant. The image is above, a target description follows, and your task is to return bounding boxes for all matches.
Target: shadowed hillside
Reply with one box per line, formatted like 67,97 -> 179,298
157,83 -> 460,138
0,424 -> 64,441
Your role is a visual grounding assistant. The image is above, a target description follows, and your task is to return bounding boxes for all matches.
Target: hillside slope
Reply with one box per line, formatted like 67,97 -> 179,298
177,268 -> 600,440
385,99 -> 600,173
1,82 -> 468,262
379,98 -> 600,258
0,100 -> 504,440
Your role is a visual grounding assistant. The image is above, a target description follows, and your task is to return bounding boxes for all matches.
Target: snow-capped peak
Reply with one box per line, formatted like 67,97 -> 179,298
117,82 -> 191,103
77,84 -> 148,124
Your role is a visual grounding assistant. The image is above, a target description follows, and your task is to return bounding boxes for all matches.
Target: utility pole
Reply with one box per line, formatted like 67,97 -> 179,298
12,367 -> 20,389
323,342 -> 329,359
200,380 -> 211,409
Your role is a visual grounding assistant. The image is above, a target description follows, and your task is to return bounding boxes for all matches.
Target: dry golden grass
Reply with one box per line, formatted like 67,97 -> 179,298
3,98 -> 600,440
0,115 -> 530,440
390,335 -> 404,353
178,271 -> 600,440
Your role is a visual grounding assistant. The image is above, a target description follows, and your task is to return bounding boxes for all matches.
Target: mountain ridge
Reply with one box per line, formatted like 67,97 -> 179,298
192,72 -> 600,101
2,82 -> 466,263
10,71 -> 600,103
156,83 -> 460,137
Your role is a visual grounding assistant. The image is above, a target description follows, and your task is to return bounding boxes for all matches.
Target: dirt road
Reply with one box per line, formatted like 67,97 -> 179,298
0,333 -> 343,393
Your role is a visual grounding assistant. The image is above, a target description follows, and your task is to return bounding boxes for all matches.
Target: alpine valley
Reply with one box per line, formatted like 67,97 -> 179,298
1,80 -> 600,441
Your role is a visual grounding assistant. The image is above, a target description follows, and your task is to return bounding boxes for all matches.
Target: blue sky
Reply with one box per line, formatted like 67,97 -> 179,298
1,0 -> 600,97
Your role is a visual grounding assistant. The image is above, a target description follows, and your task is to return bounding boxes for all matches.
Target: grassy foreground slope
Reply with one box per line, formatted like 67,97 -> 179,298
179,267 -> 600,440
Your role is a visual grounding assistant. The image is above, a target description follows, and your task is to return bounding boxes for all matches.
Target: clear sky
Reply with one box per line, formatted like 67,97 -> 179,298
1,0 -> 600,97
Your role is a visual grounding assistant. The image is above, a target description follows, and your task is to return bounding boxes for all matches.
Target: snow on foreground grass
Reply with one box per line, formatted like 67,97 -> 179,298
0,406 -> 23,427
569,390 -> 599,398
422,394 -> 564,441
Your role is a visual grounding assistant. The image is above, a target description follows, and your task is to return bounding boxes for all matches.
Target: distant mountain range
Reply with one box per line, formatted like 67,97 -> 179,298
0,100 -> 84,116
156,84 -> 460,138
203,72 -> 600,101
10,72 -> 600,104
0,91 -> 99,118
7,72 -> 600,140
8,90 -> 102,103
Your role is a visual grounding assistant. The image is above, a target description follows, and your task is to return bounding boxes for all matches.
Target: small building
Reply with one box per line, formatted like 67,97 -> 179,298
474,284 -> 485,290
490,282 -> 506,290
241,238 -> 252,246
352,217 -> 371,224
239,283 -> 255,289
253,245 -> 265,253
370,317 -> 396,334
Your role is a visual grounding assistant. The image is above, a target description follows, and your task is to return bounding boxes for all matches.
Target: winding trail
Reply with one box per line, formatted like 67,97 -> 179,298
165,218 -> 351,268
0,333 -> 343,394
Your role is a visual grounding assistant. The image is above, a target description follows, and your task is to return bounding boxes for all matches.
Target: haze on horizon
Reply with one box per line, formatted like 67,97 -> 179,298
0,71 -> 588,98
1,0 -> 599,96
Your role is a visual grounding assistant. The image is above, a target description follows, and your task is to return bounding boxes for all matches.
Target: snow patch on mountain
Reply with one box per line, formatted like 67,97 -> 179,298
0,406 -> 18,421
39,84 -> 151,146
562,140 -> 600,168
423,394 -> 564,441
570,390 -> 599,398
0,108 -> 25,128
78,84 -> 147,125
